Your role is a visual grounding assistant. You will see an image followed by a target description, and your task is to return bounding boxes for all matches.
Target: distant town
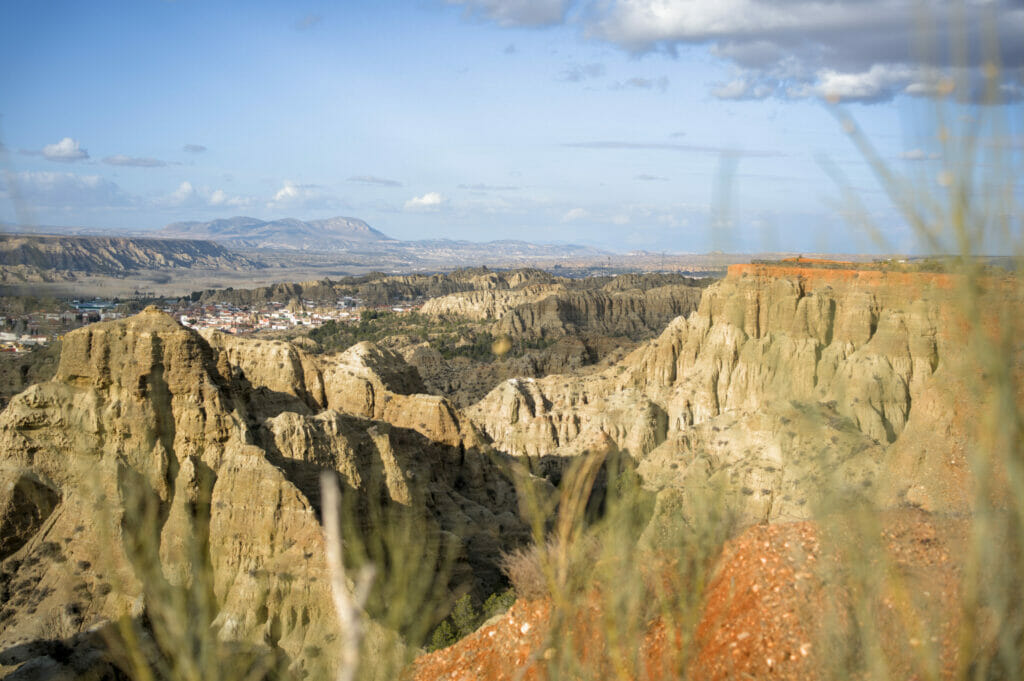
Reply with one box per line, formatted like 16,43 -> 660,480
0,295 -> 418,353
175,297 -> 418,335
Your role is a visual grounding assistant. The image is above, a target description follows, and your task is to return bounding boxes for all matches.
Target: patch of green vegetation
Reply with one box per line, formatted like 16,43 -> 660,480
427,589 -> 516,651
307,311 -> 556,363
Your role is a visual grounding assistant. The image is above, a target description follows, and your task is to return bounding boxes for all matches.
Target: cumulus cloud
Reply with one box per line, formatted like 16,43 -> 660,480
467,0 -> 1024,103
103,154 -> 167,168
273,181 -> 307,202
448,0 -> 570,27
348,175 -> 403,187
168,181 -> 196,205
814,63 -> 922,103
269,180 -> 340,209
160,180 -> 251,209
561,207 -> 588,222
2,171 -> 127,207
712,77 -> 772,101
182,144 -> 206,153
404,192 -> 445,211
41,137 -> 89,162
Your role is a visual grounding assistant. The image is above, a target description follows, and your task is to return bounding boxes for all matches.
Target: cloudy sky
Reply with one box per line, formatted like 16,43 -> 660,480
1,0 -> 1021,254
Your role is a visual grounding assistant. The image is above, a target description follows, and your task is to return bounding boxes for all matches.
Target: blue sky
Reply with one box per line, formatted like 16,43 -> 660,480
1,0 -> 1021,254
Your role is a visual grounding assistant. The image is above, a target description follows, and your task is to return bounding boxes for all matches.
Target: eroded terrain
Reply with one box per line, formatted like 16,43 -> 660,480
0,260 -> 1020,680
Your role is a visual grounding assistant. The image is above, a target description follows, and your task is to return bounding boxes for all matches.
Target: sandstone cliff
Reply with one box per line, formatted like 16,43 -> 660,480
0,309 -> 532,679
469,264 -> 1018,523
196,267 -> 557,308
421,276 -> 707,341
0,234 -> 260,276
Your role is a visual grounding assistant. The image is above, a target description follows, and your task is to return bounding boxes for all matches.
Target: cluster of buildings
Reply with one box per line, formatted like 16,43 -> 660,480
173,297 -> 417,335
0,294 -> 424,353
0,301 -> 127,352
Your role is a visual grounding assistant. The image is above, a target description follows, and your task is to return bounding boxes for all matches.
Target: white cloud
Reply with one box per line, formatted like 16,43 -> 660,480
103,154 -> 167,168
815,63 -> 919,103
404,192 -> 445,211
561,207 -> 588,222
712,77 -> 772,100
468,0 -> 1024,103
268,180 -> 340,210
41,137 -> 89,162
2,171 -> 127,207
160,181 -> 251,209
448,0 -> 570,27
169,181 -> 196,205
274,181 -> 302,202
209,189 -> 250,207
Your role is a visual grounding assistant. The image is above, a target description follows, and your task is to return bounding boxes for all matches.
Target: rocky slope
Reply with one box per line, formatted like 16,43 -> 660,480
0,234 -> 260,276
0,309 -> 535,679
159,215 -> 609,262
421,274 -> 707,340
469,263 -> 1021,523
161,216 -> 392,251
493,283 -> 704,340
195,267 -> 557,308
1,262 -> 1017,679
409,510 -> 971,681
396,334 -> 636,408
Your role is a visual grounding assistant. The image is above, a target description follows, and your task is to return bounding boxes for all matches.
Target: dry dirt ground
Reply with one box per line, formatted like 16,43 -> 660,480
408,509 -> 969,681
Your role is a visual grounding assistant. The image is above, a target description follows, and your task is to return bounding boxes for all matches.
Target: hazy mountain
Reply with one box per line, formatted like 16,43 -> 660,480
159,216 -> 392,250
0,234 -> 261,276
157,216 -> 610,262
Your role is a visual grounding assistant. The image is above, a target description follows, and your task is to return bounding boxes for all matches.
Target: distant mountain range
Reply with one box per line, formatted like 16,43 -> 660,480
159,216 -> 391,250
2,216 -> 611,271
0,234 -> 261,281
155,216 -> 609,261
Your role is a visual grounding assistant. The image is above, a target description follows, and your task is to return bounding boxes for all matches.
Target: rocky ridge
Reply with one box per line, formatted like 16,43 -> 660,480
0,261 -> 1017,680
469,263 -> 1018,523
0,234 -> 260,277
196,267 -> 558,308
0,309 -> 534,679
421,274 -> 707,340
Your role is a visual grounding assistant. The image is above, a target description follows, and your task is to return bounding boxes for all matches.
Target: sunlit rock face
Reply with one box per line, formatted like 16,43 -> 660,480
471,264 -> 1017,524
0,308 -> 531,679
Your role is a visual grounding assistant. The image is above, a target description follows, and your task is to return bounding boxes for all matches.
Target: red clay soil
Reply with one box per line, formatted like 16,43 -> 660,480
727,262 -> 955,292
407,510 -> 968,681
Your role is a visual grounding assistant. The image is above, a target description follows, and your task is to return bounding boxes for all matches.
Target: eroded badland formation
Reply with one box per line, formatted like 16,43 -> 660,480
0,260 -> 1021,680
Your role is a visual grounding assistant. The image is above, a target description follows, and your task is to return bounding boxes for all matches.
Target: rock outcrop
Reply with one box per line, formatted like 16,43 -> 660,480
422,276 -> 707,341
470,264 -> 1020,521
0,234 -> 260,276
0,308 -> 533,679
495,284 -> 704,340
196,267 -> 558,308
